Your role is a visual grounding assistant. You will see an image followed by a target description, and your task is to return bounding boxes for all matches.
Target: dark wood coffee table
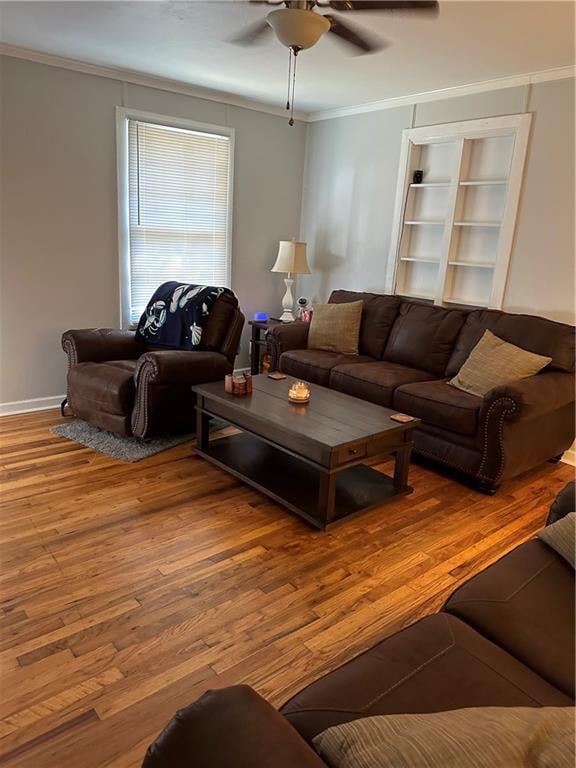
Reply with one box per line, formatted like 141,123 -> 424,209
192,375 -> 420,530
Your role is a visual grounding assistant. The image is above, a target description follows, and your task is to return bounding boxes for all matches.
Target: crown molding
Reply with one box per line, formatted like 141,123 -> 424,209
306,65 -> 576,122
1,43 -> 574,124
0,43 -> 308,122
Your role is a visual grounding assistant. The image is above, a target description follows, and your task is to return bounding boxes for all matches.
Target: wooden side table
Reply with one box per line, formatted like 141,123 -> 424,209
248,319 -> 284,375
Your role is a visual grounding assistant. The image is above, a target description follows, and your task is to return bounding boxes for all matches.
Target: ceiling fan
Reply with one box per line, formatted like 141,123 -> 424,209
231,1 -> 439,123
234,1 -> 438,55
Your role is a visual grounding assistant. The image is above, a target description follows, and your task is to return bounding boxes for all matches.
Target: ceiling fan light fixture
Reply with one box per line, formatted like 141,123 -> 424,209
266,9 -> 331,50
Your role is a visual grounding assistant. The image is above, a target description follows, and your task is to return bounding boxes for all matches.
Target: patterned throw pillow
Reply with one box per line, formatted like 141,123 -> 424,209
539,513 -> 575,568
449,329 -> 552,396
313,707 -> 575,768
307,301 -> 363,355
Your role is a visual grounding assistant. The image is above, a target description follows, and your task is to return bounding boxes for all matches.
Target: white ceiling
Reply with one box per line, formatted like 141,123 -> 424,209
1,1 -> 574,114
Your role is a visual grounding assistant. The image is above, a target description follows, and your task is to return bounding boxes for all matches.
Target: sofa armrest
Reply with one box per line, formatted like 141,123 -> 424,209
220,310 -> 246,364
142,685 -> 326,768
134,350 -> 232,386
266,322 -> 310,371
62,328 -> 144,365
477,371 -> 575,487
547,482 -> 576,526
481,371 -> 575,423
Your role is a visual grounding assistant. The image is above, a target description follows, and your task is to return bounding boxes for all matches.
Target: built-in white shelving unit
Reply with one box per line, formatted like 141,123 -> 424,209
386,114 -> 532,309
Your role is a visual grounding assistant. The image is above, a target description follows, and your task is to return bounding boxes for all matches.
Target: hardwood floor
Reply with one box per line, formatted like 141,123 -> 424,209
0,409 -> 572,767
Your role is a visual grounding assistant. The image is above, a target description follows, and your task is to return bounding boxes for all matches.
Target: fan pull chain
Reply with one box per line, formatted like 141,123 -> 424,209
286,47 -> 292,110
289,47 -> 299,126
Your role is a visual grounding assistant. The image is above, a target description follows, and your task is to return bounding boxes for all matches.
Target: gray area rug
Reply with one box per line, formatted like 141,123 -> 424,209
52,419 -> 224,462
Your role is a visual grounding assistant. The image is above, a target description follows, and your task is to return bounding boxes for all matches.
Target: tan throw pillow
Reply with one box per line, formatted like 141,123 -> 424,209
539,513 -> 575,568
308,301 -> 363,355
313,706 -> 575,768
449,329 -> 552,396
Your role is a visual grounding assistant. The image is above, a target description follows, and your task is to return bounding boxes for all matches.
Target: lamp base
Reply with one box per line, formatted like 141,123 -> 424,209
279,277 -> 295,324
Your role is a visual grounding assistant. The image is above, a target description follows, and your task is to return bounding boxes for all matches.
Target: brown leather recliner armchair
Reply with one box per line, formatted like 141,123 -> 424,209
62,293 -> 244,439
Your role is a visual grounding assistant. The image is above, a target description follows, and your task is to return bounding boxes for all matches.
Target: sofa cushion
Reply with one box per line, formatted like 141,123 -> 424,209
313,707 -> 575,768
280,613 -> 571,745
383,303 -> 467,376
394,379 -> 481,436
280,350 -> 374,387
446,308 -> 575,376
444,539 -> 575,698
329,291 -> 402,359
104,359 -> 138,373
329,361 -> 436,408
68,360 -> 136,415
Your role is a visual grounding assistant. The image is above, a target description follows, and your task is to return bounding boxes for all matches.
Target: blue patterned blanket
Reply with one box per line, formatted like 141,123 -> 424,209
136,282 -> 234,350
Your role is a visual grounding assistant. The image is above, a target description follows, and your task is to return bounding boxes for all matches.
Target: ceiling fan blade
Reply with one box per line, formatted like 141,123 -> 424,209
229,19 -> 273,45
326,1 -> 438,14
324,14 -> 386,53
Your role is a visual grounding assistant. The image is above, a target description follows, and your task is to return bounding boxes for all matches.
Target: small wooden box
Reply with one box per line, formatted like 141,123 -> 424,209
225,373 -> 253,396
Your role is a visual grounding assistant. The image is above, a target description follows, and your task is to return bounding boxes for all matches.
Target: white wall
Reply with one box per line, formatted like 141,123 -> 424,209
0,55 -> 307,405
1,55 -> 574,410
299,79 -> 575,326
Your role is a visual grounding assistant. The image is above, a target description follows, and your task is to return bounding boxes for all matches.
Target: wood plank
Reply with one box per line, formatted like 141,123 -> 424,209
0,408 -> 571,767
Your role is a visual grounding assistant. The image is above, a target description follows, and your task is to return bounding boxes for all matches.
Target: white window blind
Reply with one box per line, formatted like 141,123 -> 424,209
127,119 -> 232,323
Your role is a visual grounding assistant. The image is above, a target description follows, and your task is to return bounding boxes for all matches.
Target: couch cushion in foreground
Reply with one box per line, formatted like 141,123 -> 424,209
445,539 -> 575,698
313,706 -> 575,768
280,613 -> 571,745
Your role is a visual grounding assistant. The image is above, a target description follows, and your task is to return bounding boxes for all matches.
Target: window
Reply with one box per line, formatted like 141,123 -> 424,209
117,109 -> 234,325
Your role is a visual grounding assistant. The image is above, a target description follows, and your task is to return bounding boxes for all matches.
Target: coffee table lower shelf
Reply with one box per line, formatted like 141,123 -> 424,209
195,431 -> 412,530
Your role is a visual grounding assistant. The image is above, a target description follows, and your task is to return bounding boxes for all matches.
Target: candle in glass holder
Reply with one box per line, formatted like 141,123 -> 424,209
288,380 -> 311,404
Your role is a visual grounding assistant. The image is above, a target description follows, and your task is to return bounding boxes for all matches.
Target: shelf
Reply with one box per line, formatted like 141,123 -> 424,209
409,182 -> 451,188
443,296 -> 489,307
448,261 -> 495,269
454,221 -> 500,228
459,180 -> 507,186
399,291 -> 435,301
404,220 -> 444,226
400,257 -> 440,264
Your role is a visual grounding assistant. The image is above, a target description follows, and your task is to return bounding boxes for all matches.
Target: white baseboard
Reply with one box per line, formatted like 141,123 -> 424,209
561,448 -> 576,467
0,395 -> 65,416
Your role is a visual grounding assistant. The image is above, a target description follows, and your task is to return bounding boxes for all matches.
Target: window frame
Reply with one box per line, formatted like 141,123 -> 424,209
115,107 -> 235,328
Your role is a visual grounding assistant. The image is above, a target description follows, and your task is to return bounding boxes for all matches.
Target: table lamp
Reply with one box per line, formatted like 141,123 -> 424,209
271,240 -> 310,322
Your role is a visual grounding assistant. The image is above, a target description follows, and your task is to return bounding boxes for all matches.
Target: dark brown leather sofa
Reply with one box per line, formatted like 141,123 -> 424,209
267,291 -> 575,492
62,293 -> 244,439
141,483 -> 575,767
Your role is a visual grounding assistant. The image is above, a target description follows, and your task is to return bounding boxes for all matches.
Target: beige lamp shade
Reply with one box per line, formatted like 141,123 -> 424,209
271,241 -> 310,275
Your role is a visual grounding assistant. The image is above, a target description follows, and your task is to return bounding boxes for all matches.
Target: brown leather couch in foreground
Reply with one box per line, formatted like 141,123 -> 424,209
267,291 -> 575,492
141,483 -> 575,767
62,293 -> 244,438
